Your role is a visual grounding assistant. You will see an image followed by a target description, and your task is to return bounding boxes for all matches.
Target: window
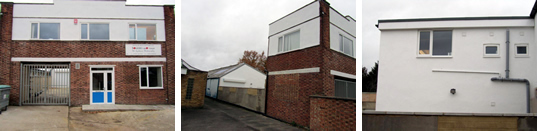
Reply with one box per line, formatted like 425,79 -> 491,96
483,44 -> 500,57
186,78 -> 194,99
81,23 -> 109,40
129,24 -> 157,40
515,43 -> 529,57
278,30 -> 300,52
139,66 -> 163,89
340,34 -> 354,56
418,30 -> 452,56
31,23 -> 60,40
335,79 -> 355,99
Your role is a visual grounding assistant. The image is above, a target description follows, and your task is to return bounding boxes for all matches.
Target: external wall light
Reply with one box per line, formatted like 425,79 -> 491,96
450,88 -> 456,94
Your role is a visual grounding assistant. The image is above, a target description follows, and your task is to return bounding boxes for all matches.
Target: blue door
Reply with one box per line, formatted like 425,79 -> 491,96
91,70 -> 114,104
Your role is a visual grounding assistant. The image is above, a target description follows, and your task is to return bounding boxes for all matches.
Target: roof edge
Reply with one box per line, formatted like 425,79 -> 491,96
378,16 -> 531,23
531,1 -> 537,18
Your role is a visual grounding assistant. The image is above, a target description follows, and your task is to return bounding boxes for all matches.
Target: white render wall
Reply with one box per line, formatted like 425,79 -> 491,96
219,65 -> 266,89
12,0 -> 166,41
329,8 -> 356,57
268,2 -> 320,56
377,25 -> 536,113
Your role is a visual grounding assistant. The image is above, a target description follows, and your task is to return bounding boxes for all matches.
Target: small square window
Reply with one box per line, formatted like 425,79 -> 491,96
483,44 -> 500,57
515,43 -> 529,58
81,23 -> 109,40
417,30 -> 452,56
139,65 -> 163,89
129,24 -> 157,40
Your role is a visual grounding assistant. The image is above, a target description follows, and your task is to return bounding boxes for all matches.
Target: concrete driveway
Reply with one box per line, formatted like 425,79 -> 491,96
69,106 -> 175,130
0,106 -> 69,131
182,97 -> 304,131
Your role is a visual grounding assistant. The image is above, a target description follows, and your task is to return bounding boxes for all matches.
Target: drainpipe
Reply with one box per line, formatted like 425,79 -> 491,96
505,29 -> 510,78
490,29 -> 530,113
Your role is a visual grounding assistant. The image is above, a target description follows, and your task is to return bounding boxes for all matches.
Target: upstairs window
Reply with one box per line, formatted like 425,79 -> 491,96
278,30 -> 300,52
129,24 -> 157,40
418,30 -> 453,56
31,23 -> 60,40
339,34 -> 354,56
483,44 -> 500,57
515,43 -> 529,57
81,23 -> 109,40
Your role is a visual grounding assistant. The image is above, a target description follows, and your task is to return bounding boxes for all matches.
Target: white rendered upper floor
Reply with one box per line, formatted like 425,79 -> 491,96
11,0 -> 172,41
267,0 -> 356,58
376,14 -> 537,113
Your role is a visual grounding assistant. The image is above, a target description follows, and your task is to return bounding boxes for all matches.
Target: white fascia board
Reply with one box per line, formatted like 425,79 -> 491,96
12,57 -> 166,62
268,67 -> 320,75
330,70 -> 356,79
379,19 -> 535,30
125,0 -> 174,6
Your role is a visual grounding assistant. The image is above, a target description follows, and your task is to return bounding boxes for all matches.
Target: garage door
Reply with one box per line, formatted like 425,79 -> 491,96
20,64 -> 70,106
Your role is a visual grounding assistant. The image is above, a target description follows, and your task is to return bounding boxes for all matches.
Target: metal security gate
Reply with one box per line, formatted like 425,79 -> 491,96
20,64 -> 70,105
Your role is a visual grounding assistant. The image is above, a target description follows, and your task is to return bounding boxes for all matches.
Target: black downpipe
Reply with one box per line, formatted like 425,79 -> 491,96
491,29 -> 530,113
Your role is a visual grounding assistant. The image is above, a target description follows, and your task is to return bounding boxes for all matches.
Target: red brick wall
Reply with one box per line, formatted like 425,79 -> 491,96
164,5 -> 175,104
1,4 -> 176,106
265,0 -> 356,128
310,96 -> 356,131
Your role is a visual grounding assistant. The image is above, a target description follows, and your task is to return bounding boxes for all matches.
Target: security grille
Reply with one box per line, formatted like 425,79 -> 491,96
20,64 -> 70,105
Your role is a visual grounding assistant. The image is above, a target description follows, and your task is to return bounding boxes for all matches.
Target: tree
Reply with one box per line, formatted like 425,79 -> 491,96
238,50 -> 267,73
362,61 -> 378,92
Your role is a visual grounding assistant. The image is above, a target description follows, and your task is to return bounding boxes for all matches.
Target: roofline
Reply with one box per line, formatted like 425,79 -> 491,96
378,16 -> 531,23
531,1 -> 537,18
207,63 -> 245,79
269,0 -> 318,25
181,59 -> 205,72
329,6 -> 356,22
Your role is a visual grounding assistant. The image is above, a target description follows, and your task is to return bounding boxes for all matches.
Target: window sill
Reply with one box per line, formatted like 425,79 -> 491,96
140,87 -> 164,90
515,55 -> 530,58
483,55 -> 500,58
416,56 -> 452,58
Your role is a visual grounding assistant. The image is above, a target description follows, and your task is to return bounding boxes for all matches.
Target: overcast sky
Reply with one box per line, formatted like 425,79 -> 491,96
181,0 -> 356,71
362,0 -> 536,69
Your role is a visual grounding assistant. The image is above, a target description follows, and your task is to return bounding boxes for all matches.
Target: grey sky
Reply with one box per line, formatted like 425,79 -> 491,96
181,0 -> 356,71
362,0 -> 535,69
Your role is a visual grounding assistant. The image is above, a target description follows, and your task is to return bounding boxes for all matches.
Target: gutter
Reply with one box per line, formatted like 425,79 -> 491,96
490,29 -> 531,113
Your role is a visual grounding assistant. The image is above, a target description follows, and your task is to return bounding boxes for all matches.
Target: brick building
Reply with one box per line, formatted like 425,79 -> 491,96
266,0 -> 356,129
181,59 -> 207,108
0,0 -> 175,106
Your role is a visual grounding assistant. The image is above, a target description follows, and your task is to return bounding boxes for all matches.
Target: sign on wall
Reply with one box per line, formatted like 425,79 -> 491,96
125,44 -> 162,56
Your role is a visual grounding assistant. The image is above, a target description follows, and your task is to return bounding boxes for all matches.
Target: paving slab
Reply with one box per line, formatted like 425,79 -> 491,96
82,104 -> 170,111
0,106 -> 68,131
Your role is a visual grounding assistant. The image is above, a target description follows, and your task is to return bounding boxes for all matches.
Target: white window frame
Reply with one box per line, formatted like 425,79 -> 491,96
483,43 -> 500,58
417,30 -> 453,57
138,65 -> 164,89
515,43 -> 529,58
339,34 -> 354,57
129,23 -> 157,41
81,23 -> 110,40
89,65 -> 115,105
30,22 -> 60,40
277,30 -> 300,53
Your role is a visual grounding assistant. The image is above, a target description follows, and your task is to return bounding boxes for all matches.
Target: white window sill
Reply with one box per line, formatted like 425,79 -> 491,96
515,55 -> 530,58
140,87 -> 164,89
416,55 -> 452,58
483,55 -> 500,58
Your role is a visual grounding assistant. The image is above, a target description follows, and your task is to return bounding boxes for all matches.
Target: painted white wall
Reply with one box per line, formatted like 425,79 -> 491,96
378,19 -> 534,30
329,8 -> 356,57
219,65 -> 266,89
13,0 -> 164,19
377,27 -> 536,113
12,0 -> 166,41
268,2 -> 320,56
12,18 -> 166,41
